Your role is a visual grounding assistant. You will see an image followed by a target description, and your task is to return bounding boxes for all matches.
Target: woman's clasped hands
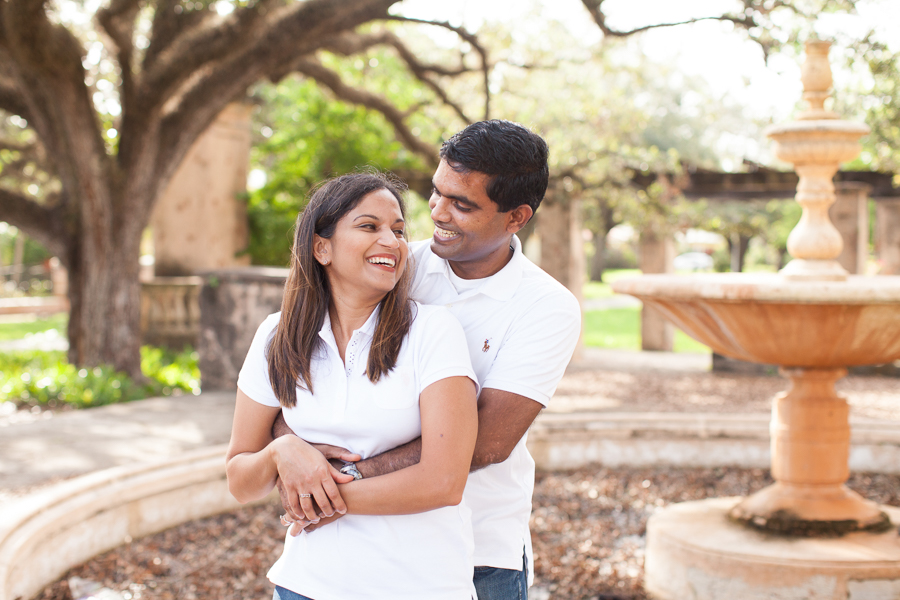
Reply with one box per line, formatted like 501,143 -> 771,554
271,436 -> 361,536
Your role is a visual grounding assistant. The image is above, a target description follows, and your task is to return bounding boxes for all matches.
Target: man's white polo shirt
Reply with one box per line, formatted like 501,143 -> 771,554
410,235 -> 581,581
238,303 -> 478,600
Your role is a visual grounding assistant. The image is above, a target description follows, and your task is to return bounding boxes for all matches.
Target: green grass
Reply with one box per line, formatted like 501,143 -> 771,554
0,313 -> 67,340
583,306 -> 710,354
583,269 -> 641,300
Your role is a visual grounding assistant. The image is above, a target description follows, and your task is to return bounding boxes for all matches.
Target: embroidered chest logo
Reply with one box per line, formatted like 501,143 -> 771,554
482,338 -> 491,352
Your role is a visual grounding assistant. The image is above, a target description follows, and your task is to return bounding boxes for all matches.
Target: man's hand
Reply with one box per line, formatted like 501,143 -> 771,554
285,511 -> 344,536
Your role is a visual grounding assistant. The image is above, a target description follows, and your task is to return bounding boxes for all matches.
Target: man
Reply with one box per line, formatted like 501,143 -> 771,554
276,120 -> 581,599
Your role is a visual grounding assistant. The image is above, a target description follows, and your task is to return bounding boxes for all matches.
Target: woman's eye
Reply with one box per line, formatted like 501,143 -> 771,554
393,229 -> 405,236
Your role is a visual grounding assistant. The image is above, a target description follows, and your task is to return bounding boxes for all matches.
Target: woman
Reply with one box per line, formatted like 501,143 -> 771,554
225,172 -> 479,600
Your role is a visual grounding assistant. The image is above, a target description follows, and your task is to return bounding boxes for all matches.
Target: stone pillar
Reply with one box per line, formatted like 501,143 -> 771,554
639,232 -> 675,351
151,103 -> 254,276
875,198 -> 900,275
538,191 -> 584,359
829,182 -> 870,274
198,267 -> 288,390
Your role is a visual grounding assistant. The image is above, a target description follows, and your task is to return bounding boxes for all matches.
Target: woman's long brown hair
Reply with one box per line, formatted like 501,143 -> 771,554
267,172 -> 414,408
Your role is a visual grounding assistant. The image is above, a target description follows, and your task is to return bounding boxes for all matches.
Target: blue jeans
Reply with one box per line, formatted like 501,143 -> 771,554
473,550 -> 528,600
273,586 -> 314,600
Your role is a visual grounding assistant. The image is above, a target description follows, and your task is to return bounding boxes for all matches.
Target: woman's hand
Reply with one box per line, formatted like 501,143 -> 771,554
270,435 -> 359,523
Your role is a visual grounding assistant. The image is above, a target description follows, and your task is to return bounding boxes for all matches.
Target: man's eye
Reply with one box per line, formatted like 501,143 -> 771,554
453,201 -> 471,213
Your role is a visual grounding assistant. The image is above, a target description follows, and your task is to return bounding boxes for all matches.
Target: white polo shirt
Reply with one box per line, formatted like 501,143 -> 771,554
238,303 -> 478,600
410,236 -> 582,581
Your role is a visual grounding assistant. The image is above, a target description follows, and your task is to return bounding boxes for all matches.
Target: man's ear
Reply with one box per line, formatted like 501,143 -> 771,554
505,205 -> 534,234
313,234 -> 331,266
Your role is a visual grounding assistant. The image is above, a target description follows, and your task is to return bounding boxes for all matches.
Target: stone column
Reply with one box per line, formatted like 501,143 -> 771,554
638,231 -> 675,351
151,103 -> 254,276
829,182 -> 870,274
538,191 -> 584,359
875,198 -> 900,275
199,267 -> 289,390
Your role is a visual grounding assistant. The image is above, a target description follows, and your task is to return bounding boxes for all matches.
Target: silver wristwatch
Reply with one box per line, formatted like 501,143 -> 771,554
340,461 -> 363,480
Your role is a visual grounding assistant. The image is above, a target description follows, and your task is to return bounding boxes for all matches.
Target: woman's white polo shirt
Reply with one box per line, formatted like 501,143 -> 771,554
238,302 -> 477,600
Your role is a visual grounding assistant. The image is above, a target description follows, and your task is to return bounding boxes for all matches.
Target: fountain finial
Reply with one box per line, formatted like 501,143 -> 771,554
798,39 -> 838,120
766,37 -> 869,281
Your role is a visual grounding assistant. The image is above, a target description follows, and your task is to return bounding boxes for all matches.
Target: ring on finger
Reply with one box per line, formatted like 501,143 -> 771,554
279,514 -> 293,526
299,493 -> 312,499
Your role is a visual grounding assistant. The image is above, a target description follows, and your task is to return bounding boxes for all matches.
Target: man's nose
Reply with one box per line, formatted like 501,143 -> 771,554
430,196 -> 449,222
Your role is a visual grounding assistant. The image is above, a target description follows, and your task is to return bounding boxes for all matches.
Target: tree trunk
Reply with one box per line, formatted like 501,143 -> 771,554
590,229 -> 607,282
65,189 -> 145,378
728,232 -> 751,273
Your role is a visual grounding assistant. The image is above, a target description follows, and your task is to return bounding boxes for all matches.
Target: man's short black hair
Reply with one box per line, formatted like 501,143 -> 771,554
439,120 -> 549,214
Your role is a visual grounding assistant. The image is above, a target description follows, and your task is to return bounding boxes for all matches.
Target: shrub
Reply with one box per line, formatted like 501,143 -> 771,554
0,347 -> 200,409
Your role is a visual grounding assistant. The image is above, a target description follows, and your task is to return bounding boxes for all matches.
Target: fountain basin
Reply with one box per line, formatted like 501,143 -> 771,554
766,120 -> 870,165
612,273 -> 900,368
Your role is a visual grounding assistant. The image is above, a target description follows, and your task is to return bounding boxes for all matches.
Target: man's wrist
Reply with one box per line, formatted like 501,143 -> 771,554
339,461 -> 363,480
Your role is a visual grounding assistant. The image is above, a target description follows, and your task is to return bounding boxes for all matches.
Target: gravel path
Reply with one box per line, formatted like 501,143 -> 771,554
21,365 -> 900,599
34,467 -> 900,600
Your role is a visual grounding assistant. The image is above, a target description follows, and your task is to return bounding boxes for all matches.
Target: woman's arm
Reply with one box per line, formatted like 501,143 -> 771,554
225,389 -> 352,521
337,375 -> 478,515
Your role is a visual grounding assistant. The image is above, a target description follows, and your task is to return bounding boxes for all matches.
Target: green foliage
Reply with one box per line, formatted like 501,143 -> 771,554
0,224 -> 53,273
835,34 -> 900,174
0,346 -> 200,409
244,46 -> 446,266
682,199 -> 801,271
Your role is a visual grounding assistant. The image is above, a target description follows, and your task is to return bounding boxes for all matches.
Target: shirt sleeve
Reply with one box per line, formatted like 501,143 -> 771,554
236,313 -> 282,408
414,305 -> 479,396
482,289 -> 581,407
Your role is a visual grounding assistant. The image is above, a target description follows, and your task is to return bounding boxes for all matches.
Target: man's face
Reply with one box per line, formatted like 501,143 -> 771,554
429,159 -> 523,280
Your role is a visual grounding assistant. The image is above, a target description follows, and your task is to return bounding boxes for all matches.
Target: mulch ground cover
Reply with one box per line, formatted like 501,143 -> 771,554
35,467 -> 900,600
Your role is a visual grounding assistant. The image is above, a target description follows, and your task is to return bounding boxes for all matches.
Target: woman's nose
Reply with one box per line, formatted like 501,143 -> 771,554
379,228 -> 400,247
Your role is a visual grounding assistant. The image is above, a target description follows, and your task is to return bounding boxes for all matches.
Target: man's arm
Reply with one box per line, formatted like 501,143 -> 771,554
355,387 -> 542,477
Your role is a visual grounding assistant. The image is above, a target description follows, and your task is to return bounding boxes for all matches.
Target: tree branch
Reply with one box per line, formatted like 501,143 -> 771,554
142,0 -> 214,72
387,15 -> 491,119
292,56 -> 438,167
579,0 -> 755,37
3,0 -> 110,190
0,188 -> 67,258
96,0 -> 142,121
147,0 -> 399,199
0,78 -> 32,122
320,30 -> 474,123
141,0 -> 397,117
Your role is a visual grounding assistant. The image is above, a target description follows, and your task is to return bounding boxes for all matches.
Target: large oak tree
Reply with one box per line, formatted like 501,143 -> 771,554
0,0 -> 489,378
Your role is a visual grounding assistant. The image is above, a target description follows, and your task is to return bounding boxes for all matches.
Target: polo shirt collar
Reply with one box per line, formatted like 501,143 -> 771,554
319,305 -> 381,342
422,235 -> 524,302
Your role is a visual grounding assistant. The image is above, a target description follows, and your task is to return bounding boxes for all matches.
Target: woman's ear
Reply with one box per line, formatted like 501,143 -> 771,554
313,235 -> 331,266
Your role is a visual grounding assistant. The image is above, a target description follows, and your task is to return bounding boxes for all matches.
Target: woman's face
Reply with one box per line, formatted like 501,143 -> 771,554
315,188 -> 408,302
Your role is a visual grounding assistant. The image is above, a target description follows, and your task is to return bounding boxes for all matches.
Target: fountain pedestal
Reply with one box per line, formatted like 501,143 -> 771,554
731,367 -> 890,535
645,500 -> 900,600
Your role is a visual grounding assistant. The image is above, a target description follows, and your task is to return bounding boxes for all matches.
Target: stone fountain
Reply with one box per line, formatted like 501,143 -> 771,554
612,40 -> 900,600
